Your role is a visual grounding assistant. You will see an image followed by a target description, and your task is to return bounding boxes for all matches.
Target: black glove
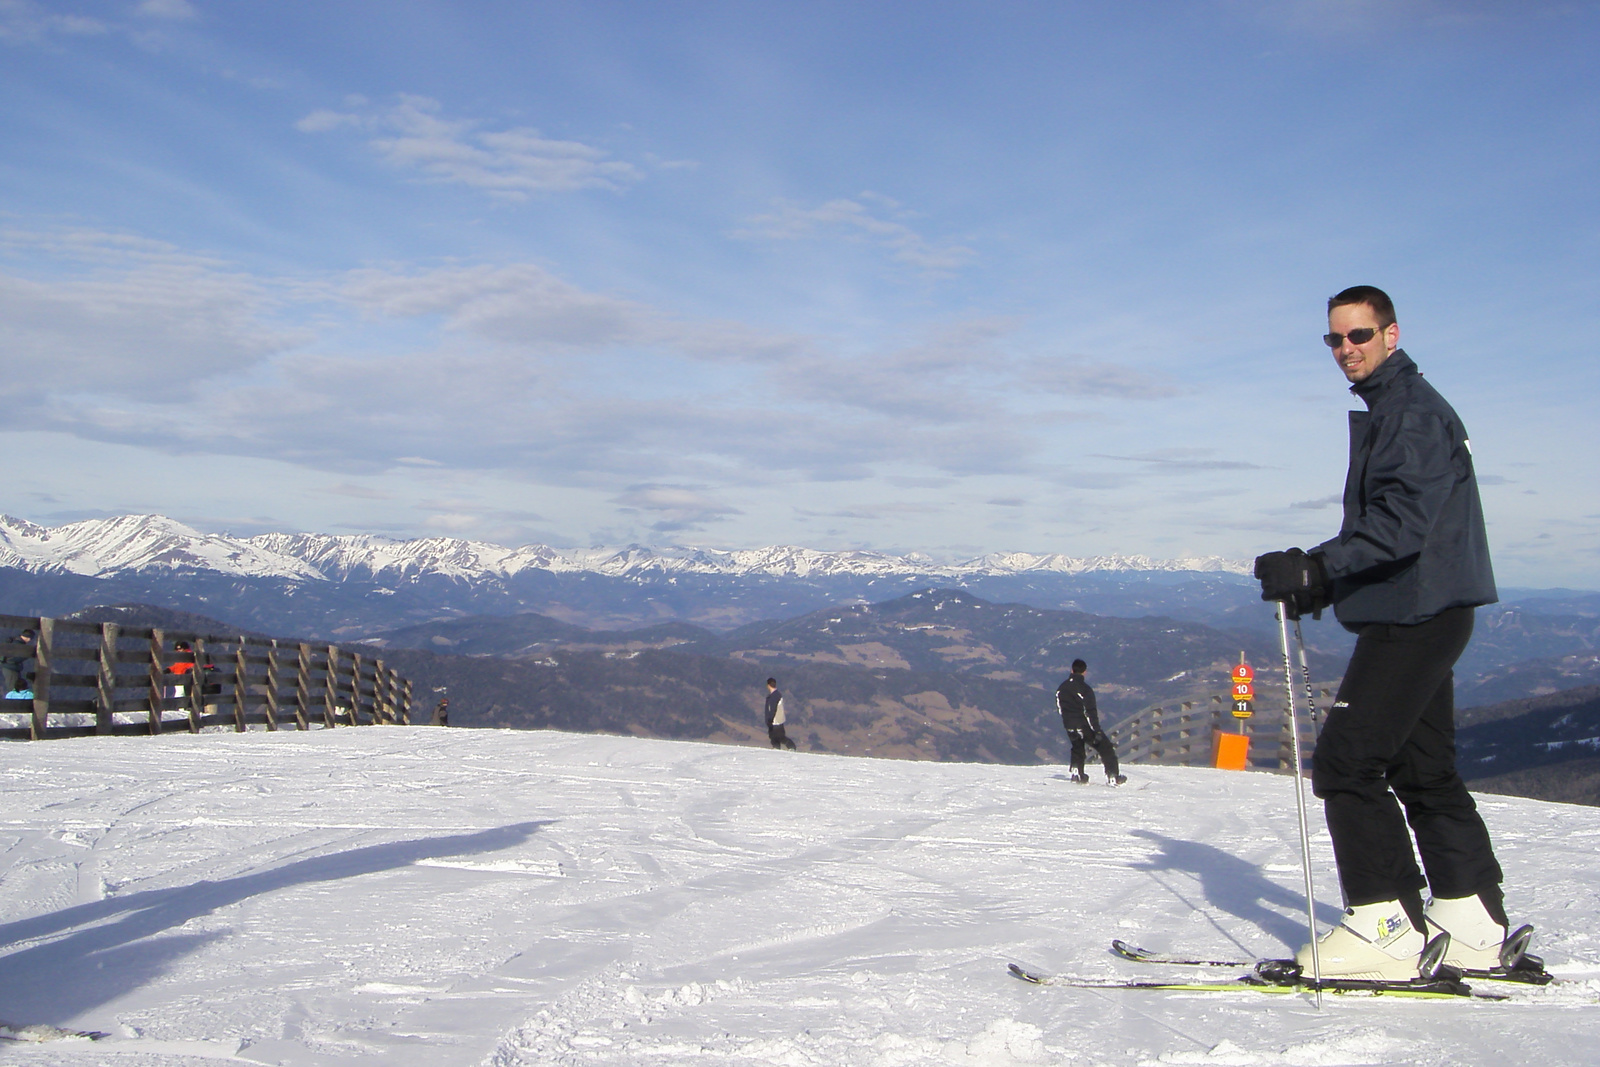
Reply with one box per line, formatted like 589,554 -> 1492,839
1253,548 -> 1329,620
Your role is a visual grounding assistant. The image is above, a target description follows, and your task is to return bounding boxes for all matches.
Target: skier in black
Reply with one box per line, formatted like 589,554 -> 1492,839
764,678 -> 796,750
1255,285 -> 1512,981
1057,659 -> 1124,785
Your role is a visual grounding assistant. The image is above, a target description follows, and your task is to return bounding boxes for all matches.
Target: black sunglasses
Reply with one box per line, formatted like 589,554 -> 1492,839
1323,327 -> 1381,348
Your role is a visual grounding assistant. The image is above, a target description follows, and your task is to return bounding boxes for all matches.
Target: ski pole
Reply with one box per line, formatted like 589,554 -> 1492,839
1293,616 -> 1320,728
1276,603 -> 1322,1007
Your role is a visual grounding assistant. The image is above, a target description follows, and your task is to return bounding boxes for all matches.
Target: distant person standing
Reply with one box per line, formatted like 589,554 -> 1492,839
764,678 -> 796,750
1057,659 -> 1125,786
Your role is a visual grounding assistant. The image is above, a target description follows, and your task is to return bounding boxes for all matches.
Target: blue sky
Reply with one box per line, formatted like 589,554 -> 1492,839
2,0 -> 1596,587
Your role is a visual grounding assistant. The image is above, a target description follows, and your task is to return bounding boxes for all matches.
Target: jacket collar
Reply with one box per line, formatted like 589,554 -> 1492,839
1350,348 -> 1415,406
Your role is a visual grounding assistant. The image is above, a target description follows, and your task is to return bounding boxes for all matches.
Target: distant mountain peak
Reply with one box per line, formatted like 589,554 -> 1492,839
0,513 -> 1252,584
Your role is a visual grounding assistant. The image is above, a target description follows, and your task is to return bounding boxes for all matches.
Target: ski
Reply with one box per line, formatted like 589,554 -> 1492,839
1009,962 -> 1499,1000
0,1021 -> 109,1042
1111,928 -> 1553,986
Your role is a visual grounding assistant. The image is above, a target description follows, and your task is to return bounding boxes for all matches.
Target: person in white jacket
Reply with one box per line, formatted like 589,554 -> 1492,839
764,678 -> 796,750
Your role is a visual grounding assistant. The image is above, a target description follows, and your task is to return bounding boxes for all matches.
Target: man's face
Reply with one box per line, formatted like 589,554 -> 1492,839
1327,302 -> 1399,384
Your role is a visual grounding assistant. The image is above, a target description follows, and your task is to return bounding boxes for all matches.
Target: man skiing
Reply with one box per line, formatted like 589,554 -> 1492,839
1056,659 -> 1125,786
1254,285 -> 1513,981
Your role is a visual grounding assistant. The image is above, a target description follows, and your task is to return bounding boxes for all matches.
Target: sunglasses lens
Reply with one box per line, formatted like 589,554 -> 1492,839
1323,328 -> 1378,347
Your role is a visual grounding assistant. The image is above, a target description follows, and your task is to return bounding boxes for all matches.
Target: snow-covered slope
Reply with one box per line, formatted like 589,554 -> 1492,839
0,513 -> 1250,584
0,727 -> 1594,1065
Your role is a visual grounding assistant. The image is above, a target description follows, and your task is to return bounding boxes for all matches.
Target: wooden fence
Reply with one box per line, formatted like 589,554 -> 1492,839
1111,688 -> 1333,771
0,614 -> 413,741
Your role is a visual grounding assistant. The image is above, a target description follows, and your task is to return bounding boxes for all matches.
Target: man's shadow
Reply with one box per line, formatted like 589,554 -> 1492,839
0,821 -> 550,1026
1128,829 -> 1342,955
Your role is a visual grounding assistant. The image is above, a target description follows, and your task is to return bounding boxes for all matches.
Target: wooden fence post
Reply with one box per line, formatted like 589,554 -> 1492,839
295,642 -> 313,729
349,651 -> 366,726
263,639 -> 282,730
188,637 -> 208,731
373,659 -> 390,724
1175,702 -> 1197,763
31,617 -> 52,740
323,645 -> 341,727
96,622 -> 119,735
146,627 -> 165,735
229,637 -> 246,732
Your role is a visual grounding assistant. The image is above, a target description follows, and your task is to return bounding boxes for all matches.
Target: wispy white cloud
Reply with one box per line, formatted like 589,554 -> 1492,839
295,109 -> 361,134
612,485 -> 742,533
136,0 -> 197,20
1232,0 -> 1538,35
297,95 -> 642,200
317,483 -> 392,501
0,229 -> 1183,522
734,192 -> 975,275
1024,355 -> 1186,400
341,262 -> 805,362
0,0 -> 106,41
0,229 -> 301,401
1091,449 -> 1272,473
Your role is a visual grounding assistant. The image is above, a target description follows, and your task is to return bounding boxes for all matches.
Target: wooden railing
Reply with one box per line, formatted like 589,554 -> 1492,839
0,614 -> 412,741
1111,689 -> 1331,771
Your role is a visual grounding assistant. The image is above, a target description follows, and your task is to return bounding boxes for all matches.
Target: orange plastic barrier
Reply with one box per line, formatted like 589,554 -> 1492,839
1212,730 -> 1251,770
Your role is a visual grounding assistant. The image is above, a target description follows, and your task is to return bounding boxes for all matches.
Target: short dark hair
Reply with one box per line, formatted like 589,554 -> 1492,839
766,678 -> 777,687
1071,658 -> 1087,674
1328,285 -> 1396,329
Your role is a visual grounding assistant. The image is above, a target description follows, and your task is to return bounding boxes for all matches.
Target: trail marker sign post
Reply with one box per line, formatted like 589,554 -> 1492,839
1213,655 -> 1254,770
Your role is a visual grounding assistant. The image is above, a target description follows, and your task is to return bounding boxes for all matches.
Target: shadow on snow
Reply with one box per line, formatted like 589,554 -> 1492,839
1128,829 -> 1342,954
0,821 -> 550,1026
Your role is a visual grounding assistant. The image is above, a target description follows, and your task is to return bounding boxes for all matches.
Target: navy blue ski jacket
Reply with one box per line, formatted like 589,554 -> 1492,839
1056,674 -> 1102,734
1312,350 -> 1497,628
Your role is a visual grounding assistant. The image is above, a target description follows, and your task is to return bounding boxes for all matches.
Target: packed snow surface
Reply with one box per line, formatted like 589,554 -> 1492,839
0,727 -> 1597,1066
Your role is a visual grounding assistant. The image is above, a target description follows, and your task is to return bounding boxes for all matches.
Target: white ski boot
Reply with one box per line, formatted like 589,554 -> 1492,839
1426,895 -> 1516,971
1296,900 -> 1429,981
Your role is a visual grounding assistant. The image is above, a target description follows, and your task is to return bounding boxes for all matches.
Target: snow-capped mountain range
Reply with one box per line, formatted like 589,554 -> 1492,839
0,513 -> 1250,584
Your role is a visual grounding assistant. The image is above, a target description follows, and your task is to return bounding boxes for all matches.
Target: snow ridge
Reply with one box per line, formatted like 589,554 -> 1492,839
0,513 -> 1251,584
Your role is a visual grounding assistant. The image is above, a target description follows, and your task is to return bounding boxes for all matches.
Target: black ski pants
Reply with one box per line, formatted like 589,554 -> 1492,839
1068,729 -> 1120,778
768,723 -> 795,750
1311,605 -> 1502,908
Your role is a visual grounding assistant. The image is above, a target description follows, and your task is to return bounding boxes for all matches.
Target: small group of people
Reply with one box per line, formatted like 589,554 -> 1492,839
759,667 -> 1128,788
2,628 -> 36,699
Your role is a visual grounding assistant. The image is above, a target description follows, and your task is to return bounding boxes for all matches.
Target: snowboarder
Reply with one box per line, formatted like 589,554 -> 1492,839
764,678 -> 796,750
1057,659 -> 1125,785
1254,285 -> 1513,981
